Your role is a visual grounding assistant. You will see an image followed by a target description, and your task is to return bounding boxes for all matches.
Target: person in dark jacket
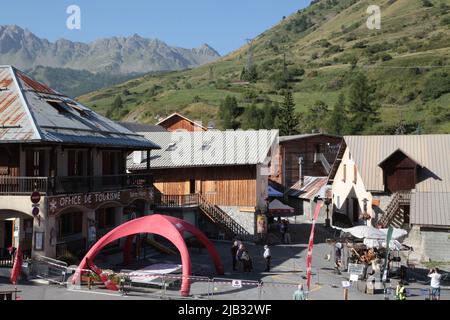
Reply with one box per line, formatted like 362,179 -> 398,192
241,250 -> 253,272
236,244 -> 245,271
231,241 -> 239,271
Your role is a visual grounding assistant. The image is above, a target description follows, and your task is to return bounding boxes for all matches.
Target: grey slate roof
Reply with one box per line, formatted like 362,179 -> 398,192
411,192 -> 450,227
279,133 -> 342,143
118,122 -> 166,133
128,130 -> 279,169
344,135 -> 450,227
0,66 -> 159,150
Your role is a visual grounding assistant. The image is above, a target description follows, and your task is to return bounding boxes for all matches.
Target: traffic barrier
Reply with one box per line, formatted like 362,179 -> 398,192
30,255 -> 68,285
259,281 -> 300,300
211,277 -> 260,300
161,275 -> 212,299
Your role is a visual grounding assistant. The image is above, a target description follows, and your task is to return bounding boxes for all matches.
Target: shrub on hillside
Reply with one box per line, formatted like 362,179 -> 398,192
422,72 -> 450,100
422,0 -> 433,8
381,53 -> 393,61
323,45 -> 343,56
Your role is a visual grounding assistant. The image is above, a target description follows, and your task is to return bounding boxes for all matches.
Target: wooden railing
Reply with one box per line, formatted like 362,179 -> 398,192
154,193 -> 200,207
0,173 -> 152,196
379,191 -> 411,228
154,192 -> 251,238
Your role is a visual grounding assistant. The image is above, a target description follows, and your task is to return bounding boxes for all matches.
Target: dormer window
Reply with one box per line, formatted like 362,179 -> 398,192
379,149 -> 420,193
46,99 -> 69,114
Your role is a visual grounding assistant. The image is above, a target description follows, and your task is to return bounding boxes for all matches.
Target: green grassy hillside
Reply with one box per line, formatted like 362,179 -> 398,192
78,0 -> 450,134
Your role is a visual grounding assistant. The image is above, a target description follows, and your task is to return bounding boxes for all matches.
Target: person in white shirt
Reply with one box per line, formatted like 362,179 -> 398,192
263,245 -> 272,272
428,268 -> 442,300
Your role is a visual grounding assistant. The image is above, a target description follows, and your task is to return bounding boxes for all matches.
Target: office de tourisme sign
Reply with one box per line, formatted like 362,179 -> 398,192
48,188 -> 154,215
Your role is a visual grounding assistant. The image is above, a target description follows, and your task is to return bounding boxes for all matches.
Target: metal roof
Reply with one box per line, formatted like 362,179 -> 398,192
410,192 -> 450,227
117,122 -> 166,133
279,133 -> 342,143
0,66 -> 159,149
128,130 -> 279,169
344,135 -> 450,193
344,135 -> 450,227
287,176 -> 328,200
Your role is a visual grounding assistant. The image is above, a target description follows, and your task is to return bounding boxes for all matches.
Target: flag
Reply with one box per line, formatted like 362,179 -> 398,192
306,201 -> 323,290
10,246 -> 22,285
382,226 -> 393,282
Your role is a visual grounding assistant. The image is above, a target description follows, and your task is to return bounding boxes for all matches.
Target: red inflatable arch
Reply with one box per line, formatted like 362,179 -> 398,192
72,214 -> 224,296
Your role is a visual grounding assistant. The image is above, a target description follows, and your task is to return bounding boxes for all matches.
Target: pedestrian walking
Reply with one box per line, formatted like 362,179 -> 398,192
395,281 -> 406,300
428,268 -> 442,300
236,244 -> 245,271
241,250 -> 252,272
263,245 -> 271,272
293,284 -> 306,300
334,242 -> 342,275
231,241 -> 239,271
280,220 -> 287,243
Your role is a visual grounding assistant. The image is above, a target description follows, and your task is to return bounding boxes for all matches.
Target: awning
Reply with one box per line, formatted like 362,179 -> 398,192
337,225 -> 408,240
269,199 -> 295,215
268,185 -> 283,197
363,239 -> 403,251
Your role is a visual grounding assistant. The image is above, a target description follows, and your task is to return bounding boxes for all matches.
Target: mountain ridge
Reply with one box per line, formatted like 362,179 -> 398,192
0,25 -> 221,74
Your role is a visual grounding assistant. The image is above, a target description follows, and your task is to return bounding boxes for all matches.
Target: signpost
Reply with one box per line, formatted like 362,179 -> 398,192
31,191 -> 41,226
347,263 -> 365,276
30,191 -> 41,204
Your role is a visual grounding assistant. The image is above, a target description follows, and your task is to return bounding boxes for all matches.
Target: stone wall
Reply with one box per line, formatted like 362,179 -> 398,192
218,206 -> 255,236
404,225 -> 450,262
421,228 -> 450,262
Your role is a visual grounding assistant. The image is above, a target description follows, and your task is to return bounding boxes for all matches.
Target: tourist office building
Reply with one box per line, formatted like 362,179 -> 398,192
0,66 -> 159,260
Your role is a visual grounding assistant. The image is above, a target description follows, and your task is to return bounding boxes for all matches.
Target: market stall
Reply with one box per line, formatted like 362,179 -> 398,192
328,226 -> 411,284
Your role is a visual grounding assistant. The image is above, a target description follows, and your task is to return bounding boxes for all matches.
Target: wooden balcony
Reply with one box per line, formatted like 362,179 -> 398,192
154,193 -> 200,208
0,173 -> 153,196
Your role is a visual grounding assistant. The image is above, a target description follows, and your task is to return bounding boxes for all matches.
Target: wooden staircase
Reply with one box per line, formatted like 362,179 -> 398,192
198,194 -> 251,239
378,191 -> 411,228
327,141 -> 346,184
154,191 -> 251,239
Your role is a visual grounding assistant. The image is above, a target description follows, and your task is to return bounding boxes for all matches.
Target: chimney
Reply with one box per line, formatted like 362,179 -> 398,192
299,156 -> 304,187
133,151 -> 143,164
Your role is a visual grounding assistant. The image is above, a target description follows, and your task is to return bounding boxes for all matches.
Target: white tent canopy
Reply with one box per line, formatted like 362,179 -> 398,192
337,225 -> 408,240
363,239 -> 403,250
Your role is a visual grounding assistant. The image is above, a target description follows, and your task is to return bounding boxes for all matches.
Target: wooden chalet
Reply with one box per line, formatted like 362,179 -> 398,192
128,130 -> 279,240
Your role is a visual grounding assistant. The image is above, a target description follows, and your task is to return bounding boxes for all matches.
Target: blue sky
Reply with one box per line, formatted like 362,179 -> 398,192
0,0 -> 311,55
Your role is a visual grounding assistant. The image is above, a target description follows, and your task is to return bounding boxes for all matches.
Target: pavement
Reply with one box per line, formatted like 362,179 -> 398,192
0,214 -> 448,300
